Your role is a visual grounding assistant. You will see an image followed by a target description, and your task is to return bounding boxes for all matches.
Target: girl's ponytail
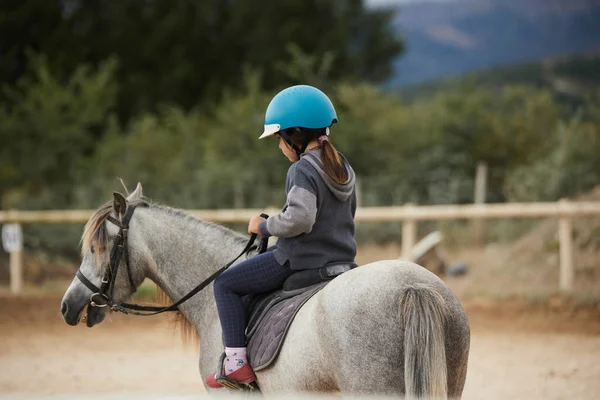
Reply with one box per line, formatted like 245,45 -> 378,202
320,135 -> 348,185
287,128 -> 349,184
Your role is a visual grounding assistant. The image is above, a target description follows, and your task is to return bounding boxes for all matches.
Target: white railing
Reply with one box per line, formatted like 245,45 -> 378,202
2,199 -> 600,294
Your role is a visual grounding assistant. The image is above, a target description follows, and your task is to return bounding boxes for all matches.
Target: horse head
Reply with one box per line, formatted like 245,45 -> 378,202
61,183 -> 147,327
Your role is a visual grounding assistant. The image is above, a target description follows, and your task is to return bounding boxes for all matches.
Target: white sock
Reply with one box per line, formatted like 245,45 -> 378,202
224,347 -> 247,374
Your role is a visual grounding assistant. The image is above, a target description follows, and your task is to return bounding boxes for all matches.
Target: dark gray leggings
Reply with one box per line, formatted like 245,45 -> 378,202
213,251 -> 293,347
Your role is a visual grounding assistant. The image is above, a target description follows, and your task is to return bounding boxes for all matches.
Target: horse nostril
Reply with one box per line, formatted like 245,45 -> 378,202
61,301 -> 68,316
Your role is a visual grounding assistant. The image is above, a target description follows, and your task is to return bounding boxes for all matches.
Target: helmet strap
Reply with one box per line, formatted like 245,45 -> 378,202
298,135 -> 310,156
279,129 -> 309,159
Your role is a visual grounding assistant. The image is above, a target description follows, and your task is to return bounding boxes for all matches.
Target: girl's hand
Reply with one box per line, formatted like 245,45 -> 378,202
248,215 -> 266,235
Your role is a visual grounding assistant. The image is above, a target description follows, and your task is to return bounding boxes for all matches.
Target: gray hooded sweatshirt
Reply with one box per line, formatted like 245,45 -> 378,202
258,148 -> 357,270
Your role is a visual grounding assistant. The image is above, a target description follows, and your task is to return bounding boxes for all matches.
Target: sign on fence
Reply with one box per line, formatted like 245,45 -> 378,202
2,223 -> 23,253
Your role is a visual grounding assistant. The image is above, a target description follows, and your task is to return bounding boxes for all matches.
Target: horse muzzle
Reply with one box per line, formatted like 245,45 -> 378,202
61,288 -> 108,327
61,297 -> 87,326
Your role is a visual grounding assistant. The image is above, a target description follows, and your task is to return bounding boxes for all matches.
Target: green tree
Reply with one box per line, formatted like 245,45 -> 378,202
505,92 -> 600,201
0,0 -> 403,123
0,55 -> 118,208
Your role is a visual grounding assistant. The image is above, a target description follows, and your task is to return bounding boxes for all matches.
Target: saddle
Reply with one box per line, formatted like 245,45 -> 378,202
242,261 -> 357,371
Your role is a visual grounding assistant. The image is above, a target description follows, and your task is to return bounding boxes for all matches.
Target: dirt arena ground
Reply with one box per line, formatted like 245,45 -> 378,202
1,293 -> 599,400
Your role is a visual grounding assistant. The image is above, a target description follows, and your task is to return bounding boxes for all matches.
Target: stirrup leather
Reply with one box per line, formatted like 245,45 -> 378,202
214,353 -> 260,392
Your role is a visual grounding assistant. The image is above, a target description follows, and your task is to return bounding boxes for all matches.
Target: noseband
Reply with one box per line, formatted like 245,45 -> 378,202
76,204 -> 267,316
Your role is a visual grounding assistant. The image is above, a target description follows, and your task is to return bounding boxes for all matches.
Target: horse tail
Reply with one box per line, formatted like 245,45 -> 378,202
401,284 -> 448,400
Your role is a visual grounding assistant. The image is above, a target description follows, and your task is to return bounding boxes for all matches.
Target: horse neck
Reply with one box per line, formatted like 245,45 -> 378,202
132,206 -> 248,330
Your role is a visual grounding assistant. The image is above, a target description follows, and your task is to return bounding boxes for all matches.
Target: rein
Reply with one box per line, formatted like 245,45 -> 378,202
77,204 -> 268,317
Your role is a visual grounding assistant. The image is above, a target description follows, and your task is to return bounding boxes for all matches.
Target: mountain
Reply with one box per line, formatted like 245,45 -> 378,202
388,0 -> 600,86
398,52 -> 600,100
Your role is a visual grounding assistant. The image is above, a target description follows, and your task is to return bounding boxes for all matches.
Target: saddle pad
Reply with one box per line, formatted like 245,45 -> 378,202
247,282 -> 328,371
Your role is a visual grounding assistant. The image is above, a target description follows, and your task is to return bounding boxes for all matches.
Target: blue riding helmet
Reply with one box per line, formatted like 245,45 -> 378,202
259,85 -> 338,139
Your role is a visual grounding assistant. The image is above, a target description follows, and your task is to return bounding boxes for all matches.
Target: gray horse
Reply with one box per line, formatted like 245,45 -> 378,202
61,184 -> 470,399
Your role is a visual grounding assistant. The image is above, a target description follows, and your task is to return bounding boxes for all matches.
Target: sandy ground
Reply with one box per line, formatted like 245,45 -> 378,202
1,294 -> 599,400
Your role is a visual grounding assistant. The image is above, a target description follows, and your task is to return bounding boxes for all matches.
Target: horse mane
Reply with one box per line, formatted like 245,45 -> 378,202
155,287 -> 199,347
146,204 -> 247,347
80,198 -> 150,265
81,200 -> 112,265
80,197 -> 246,347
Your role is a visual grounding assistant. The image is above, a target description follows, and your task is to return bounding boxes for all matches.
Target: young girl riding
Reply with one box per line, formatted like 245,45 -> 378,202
205,85 -> 357,389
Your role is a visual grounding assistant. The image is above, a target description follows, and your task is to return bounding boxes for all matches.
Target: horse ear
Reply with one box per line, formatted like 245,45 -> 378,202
127,182 -> 143,201
113,192 -> 127,217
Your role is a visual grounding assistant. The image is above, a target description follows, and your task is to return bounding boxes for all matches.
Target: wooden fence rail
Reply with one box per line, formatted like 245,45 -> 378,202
2,200 -> 600,294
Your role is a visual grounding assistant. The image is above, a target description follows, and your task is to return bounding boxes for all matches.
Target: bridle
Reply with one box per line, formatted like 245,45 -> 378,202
76,202 -> 142,311
76,203 -> 267,317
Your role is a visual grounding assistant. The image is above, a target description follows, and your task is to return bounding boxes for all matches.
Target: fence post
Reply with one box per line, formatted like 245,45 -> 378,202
558,199 -> 574,293
402,203 -> 417,259
2,220 -> 24,294
474,161 -> 488,205
473,161 -> 488,244
10,250 -> 23,294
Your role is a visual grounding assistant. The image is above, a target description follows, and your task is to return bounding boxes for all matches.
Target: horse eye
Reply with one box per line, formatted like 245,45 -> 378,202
90,245 -> 95,254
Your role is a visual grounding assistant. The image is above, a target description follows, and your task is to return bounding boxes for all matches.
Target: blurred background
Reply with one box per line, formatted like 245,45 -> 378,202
0,0 -> 599,399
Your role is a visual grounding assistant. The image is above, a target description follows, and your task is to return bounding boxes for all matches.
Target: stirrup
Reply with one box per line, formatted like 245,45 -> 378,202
214,352 -> 260,392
